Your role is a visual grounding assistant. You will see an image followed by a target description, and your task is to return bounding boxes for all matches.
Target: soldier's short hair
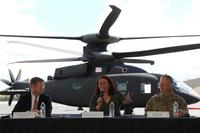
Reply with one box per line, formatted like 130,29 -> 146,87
161,75 -> 173,83
30,77 -> 44,86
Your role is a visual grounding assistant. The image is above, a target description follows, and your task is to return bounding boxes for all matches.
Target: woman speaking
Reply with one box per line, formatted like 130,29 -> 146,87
89,75 -> 133,116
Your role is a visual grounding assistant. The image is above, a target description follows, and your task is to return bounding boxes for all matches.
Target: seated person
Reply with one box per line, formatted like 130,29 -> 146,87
89,75 -> 133,116
145,75 -> 188,117
12,77 -> 52,117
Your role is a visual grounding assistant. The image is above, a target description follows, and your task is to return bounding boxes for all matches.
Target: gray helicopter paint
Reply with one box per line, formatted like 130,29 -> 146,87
44,71 -> 199,107
1,64 -> 199,107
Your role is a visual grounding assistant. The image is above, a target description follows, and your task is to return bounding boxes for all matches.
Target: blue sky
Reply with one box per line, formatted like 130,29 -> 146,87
165,0 -> 191,22
1,0 -> 200,90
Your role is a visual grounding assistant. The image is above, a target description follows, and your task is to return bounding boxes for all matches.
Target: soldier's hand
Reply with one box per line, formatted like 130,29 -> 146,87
179,109 -> 188,117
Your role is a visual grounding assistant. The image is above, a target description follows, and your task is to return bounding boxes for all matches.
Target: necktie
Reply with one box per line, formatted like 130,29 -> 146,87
33,96 -> 38,110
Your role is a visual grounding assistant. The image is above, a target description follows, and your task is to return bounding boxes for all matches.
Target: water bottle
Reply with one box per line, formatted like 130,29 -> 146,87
109,102 -> 115,117
40,102 -> 46,118
173,101 -> 179,117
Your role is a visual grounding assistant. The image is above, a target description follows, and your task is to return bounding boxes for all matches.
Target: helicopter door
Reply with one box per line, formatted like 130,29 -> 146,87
134,78 -> 157,107
140,82 -> 152,94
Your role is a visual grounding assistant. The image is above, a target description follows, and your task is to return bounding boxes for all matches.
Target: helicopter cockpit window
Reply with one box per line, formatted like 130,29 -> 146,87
173,79 -> 190,94
116,82 -> 128,94
95,67 -> 103,73
140,83 -> 151,94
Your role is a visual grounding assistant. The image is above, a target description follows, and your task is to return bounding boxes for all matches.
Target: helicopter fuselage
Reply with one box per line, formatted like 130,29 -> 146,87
43,63 -> 200,107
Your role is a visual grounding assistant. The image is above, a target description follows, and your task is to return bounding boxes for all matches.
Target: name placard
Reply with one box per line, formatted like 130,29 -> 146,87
82,111 -> 104,118
13,112 -> 38,119
147,111 -> 170,118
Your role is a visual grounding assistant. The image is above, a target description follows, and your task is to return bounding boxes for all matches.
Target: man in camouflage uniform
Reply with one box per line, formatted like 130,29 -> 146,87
145,75 -> 188,117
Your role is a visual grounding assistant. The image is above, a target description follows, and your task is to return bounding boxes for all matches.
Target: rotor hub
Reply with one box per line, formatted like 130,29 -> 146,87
82,34 -> 120,44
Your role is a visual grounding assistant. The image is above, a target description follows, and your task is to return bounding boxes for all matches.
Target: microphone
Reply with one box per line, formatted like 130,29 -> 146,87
99,91 -> 103,97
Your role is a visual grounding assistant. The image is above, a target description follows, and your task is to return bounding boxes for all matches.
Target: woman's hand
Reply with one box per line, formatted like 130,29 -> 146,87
97,97 -> 103,104
96,97 -> 103,111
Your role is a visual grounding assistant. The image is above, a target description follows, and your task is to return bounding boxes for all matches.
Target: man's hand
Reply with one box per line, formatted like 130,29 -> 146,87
32,109 -> 40,113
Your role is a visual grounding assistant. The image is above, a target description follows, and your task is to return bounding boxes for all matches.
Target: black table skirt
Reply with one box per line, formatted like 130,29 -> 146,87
0,117 -> 200,133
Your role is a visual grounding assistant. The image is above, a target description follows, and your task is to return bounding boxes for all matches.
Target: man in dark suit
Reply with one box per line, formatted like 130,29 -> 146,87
12,77 -> 52,117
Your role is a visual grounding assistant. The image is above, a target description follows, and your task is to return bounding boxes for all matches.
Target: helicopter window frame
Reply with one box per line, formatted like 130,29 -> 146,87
116,81 -> 128,94
140,82 -> 152,94
95,67 -> 103,73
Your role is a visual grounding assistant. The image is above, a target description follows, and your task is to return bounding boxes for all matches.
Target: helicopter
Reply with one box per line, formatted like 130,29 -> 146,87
0,5 -> 200,108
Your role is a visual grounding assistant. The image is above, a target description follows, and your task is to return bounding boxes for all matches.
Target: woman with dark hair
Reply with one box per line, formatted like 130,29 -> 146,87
89,75 -> 133,116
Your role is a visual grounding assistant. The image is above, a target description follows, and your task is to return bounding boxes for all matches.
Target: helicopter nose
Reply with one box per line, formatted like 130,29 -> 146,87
182,90 -> 200,104
188,94 -> 200,104
187,89 -> 200,103
174,86 -> 200,104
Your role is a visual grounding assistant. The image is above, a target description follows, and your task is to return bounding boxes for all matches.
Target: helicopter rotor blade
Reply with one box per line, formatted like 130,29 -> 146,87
7,41 -> 82,56
5,86 -> 13,91
8,69 -> 15,83
0,79 -> 13,86
99,5 -> 121,39
119,35 -> 200,41
121,59 -> 154,65
8,57 -> 83,64
0,69 -> 30,106
0,34 -> 83,41
16,69 -> 22,81
113,43 -> 200,58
